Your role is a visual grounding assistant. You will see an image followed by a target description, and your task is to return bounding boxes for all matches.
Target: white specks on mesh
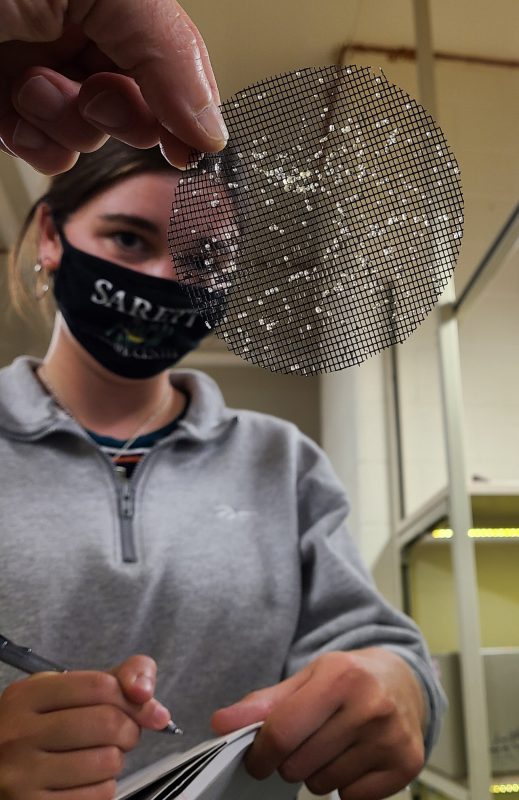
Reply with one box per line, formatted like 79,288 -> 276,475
169,66 -> 463,375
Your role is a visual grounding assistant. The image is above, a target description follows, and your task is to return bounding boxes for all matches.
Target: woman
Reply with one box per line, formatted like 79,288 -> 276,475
0,140 -> 443,800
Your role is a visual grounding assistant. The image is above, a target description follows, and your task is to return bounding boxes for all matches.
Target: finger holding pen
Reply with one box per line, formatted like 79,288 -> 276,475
35,659 -> 171,732
0,656 -> 173,797
109,653 -> 174,727
0,635 -> 181,735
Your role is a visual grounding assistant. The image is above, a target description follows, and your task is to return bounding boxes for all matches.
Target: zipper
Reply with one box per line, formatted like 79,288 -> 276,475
111,436 -> 175,565
12,415 -> 204,566
114,465 -> 137,563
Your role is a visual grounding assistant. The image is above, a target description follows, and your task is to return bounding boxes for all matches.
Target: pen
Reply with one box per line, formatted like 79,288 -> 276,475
0,632 -> 183,735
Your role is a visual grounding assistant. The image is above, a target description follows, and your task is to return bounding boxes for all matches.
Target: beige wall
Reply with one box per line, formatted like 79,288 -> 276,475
408,540 -> 519,653
200,364 -> 321,443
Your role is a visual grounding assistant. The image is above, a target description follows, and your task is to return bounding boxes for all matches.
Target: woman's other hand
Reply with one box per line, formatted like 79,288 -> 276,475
0,654 -> 170,798
212,648 -> 426,800
0,0 -> 227,174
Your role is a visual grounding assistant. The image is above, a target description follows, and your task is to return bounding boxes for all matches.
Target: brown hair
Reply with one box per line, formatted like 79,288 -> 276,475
8,139 -> 239,322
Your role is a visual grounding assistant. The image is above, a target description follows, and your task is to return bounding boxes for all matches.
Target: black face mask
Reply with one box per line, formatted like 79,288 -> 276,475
53,236 -> 224,378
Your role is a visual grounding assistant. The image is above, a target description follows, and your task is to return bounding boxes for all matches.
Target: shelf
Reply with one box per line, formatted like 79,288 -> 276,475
417,768 -> 519,798
396,487 -> 449,549
490,776 -> 519,794
396,481 -> 519,550
414,531 -> 519,546
416,767 -> 469,800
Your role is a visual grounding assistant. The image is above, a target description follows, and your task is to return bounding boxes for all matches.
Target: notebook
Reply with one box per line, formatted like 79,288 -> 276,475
115,723 -> 300,800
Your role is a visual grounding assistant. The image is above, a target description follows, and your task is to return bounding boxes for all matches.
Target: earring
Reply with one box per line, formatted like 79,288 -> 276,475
34,262 -> 50,300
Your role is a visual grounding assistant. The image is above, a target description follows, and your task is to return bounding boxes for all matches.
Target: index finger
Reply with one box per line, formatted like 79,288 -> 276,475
25,670 -> 141,713
19,670 -> 170,730
71,0 -> 228,152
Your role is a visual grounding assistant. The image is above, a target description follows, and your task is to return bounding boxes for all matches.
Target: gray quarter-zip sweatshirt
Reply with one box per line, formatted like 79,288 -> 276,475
0,357 -> 444,777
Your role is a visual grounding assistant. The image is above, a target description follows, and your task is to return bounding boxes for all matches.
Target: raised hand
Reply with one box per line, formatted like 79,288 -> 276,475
0,0 -> 228,174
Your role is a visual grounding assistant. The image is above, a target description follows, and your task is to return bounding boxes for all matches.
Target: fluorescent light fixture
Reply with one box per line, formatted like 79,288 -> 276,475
431,528 -> 519,539
490,782 -> 519,794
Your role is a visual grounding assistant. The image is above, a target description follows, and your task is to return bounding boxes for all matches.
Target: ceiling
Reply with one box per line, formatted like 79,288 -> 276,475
183,0 -> 519,100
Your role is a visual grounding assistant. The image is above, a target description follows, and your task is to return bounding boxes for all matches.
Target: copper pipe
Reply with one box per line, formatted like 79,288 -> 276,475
338,42 -> 519,70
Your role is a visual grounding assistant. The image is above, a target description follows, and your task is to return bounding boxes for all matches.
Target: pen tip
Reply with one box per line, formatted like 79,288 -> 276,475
164,721 -> 183,735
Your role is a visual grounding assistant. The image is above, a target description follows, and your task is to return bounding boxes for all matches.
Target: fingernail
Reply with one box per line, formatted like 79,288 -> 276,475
152,702 -> 172,728
195,102 -> 228,145
159,141 -> 189,171
134,674 -> 153,693
17,76 -> 66,121
82,91 -> 131,129
13,119 -> 47,149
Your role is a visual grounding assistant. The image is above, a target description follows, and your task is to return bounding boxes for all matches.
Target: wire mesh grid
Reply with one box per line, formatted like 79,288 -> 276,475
169,65 -> 463,375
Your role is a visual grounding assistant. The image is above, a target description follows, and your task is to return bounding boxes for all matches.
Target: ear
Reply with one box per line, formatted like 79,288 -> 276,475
36,203 -> 63,273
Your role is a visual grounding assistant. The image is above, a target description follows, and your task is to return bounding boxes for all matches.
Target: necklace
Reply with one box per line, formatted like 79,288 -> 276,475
37,365 -> 173,465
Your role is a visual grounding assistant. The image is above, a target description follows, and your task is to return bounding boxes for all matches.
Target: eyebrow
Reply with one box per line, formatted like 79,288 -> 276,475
99,214 -> 160,234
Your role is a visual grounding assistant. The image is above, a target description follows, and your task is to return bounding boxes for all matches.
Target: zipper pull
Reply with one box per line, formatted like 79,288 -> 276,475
115,465 -> 134,518
114,464 -> 127,481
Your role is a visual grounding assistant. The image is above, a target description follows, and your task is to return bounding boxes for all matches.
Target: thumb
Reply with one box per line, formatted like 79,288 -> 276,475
72,0 -> 228,153
110,655 -> 174,732
110,654 -> 158,705
212,668 -> 311,735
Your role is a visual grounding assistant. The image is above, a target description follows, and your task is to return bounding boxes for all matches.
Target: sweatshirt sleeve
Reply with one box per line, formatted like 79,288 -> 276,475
284,434 -> 446,759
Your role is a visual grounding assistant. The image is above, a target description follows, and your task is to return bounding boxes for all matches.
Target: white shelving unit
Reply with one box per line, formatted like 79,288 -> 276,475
385,179 -> 519,800
383,5 -> 519,797
396,480 -> 519,550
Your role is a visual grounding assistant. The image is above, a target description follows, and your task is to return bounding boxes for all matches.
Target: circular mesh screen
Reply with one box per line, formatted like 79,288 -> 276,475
169,65 -> 463,375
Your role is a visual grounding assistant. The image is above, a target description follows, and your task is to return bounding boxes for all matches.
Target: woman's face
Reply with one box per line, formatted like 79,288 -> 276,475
39,170 -> 238,284
38,171 -> 180,280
